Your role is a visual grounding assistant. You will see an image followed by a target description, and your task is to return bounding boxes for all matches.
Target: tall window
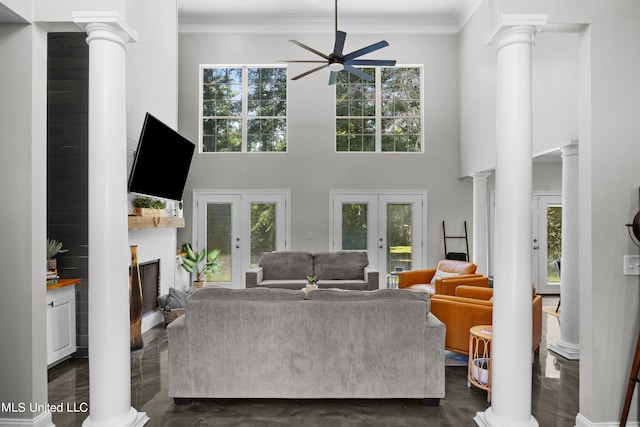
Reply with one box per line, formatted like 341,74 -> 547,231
336,66 -> 422,152
201,66 -> 287,153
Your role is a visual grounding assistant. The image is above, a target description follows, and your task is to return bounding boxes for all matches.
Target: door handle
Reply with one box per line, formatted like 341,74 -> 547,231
48,301 -> 54,307
533,246 -> 539,250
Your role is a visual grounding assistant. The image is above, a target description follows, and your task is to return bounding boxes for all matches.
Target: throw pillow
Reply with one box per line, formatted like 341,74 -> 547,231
430,269 -> 460,284
166,287 -> 187,310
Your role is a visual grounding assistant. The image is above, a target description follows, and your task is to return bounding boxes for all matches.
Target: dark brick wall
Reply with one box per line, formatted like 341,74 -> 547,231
47,32 -> 89,352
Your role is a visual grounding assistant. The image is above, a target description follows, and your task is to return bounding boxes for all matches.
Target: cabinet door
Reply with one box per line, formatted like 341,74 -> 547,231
47,286 -> 76,365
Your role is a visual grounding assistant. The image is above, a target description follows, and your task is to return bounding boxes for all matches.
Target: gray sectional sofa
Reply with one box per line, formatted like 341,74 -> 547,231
167,287 -> 445,404
246,251 -> 379,290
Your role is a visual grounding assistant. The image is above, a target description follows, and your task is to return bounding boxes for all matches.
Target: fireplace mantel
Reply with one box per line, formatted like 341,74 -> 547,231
128,216 -> 184,230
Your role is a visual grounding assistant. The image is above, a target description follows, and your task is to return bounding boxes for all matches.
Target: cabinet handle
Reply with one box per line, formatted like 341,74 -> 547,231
48,301 -> 54,307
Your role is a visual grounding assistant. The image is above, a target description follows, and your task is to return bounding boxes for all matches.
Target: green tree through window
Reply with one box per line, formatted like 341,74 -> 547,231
202,66 -> 287,152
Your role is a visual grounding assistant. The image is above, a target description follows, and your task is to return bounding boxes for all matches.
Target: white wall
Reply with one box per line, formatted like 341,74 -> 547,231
0,23 -> 49,423
458,0 -> 579,178
178,32 -> 472,266
460,0 -> 640,424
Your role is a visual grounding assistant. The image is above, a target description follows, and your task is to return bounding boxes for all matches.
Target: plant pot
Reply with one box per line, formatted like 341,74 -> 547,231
133,207 -> 163,217
193,280 -> 206,289
47,259 -> 57,271
472,358 -> 490,385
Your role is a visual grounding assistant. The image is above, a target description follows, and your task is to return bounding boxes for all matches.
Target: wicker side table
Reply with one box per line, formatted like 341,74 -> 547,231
468,325 -> 492,402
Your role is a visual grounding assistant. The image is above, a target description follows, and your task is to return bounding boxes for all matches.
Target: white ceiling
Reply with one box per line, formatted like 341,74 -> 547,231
178,0 -> 482,34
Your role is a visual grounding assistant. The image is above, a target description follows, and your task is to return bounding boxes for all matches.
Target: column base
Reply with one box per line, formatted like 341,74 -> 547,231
83,407 -> 149,427
474,407 -> 539,427
548,340 -> 580,360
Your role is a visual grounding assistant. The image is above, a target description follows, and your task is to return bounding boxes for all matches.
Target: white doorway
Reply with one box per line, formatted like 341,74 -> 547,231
531,193 -> 562,295
330,190 -> 426,288
193,190 -> 289,288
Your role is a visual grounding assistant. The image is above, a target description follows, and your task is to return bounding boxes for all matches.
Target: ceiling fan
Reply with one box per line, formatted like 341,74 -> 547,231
279,0 -> 397,85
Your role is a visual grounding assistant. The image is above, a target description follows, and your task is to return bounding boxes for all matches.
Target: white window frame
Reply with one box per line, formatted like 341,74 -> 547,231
334,65 -> 424,153
199,65 -> 288,153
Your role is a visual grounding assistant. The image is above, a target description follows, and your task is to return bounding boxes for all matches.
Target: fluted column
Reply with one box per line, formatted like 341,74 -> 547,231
471,171 -> 491,276
549,143 -> 580,360
73,12 -> 148,427
476,15 -> 547,427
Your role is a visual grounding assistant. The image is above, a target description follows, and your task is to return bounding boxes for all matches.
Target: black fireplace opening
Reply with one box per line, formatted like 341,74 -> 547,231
139,260 -> 160,316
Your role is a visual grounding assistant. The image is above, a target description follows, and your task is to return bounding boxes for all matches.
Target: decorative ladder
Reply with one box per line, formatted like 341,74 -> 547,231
442,220 -> 469,262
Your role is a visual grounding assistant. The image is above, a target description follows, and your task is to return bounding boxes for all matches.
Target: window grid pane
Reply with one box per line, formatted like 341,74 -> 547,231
202,66 -> 287,153
336,69 -> 376,152
336,66 -> 421,153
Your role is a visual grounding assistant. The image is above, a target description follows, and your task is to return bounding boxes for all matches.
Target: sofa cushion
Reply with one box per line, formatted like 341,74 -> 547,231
189,287 -> 306,302
313,251 -> 368,280
259,251 -> 314,281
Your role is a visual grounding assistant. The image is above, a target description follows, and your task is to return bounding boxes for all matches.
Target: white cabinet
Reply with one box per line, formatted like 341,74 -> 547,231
46,281 -> 77,366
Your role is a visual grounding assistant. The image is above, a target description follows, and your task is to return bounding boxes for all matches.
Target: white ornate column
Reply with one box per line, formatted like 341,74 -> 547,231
73,12 -> 148,427
476,15 -> 547,427
471,171 -> 491,276
549,143 -> 580,360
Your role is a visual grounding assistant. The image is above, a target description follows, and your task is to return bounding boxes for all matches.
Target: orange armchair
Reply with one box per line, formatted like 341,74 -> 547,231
398,259 -> 484,295
430,286 -> 542,356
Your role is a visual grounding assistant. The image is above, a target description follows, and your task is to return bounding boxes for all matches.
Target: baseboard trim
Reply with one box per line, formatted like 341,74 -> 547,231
576,413 -> 639,427
0,410 -> 53,427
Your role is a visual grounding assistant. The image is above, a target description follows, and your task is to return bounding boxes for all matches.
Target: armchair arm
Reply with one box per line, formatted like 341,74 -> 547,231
364,265 -> 379,290
245,267 -> 263,288
398,268 -> 436,289
435,274 -> 488,295
455,285 -> 494,300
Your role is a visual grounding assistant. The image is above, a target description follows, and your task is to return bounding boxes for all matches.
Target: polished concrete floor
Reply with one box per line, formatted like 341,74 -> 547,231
48,297 -> 579,426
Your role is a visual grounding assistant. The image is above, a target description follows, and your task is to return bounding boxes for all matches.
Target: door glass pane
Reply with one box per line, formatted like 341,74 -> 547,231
387,203 -> 413,273
206,203 -> 232,282
547,205 -> 562,283
341,203 -> 368,250
250,203 -> 276,267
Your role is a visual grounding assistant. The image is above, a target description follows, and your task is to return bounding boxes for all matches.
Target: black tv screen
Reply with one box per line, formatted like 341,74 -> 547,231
128,113 -> 195,201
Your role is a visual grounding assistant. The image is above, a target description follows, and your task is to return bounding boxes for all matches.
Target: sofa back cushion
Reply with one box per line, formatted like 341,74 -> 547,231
313,251 -> 369,280
259,251 -> 314,280
189,287 -> 306,303
307,288 -> 430,312
436,259 -> 477,275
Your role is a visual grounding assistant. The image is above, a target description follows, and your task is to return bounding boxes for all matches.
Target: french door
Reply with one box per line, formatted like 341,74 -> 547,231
193,190 -> 289,288
330,191 -> 425,288
531,193 -> 562,294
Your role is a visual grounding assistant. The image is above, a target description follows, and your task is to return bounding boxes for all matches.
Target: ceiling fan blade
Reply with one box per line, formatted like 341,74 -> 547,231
343,40 -> 390,62
343,64 -> 373,81
333,30 -> 347,58
289,40 -> 330,60
292,64 -> 330,80
348,59 -> 397,66
329,71 -> 339,85
277,60 -> 327,63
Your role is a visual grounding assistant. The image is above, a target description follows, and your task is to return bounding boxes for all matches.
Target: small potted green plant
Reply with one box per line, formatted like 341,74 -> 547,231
180,243 -> 222,288
47,238 -> 69,271
132,197 -> 166,217
305,275 -> 319,292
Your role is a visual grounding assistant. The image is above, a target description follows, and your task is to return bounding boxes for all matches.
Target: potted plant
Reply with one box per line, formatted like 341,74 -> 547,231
132,197 -> 166,217
180,243 -> 222,288
46,238 -> 69,271
305,275 -> 319,292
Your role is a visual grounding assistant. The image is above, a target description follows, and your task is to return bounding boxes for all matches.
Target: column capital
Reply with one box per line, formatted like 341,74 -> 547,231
485,14 -> 548,50
561,143 -> 579,157
73,11 -> 139,46
470,171 -> 492,182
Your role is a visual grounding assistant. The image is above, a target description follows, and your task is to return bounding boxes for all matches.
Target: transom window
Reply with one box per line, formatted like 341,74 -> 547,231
336,66 -> 422,152
200,66 -> 287,153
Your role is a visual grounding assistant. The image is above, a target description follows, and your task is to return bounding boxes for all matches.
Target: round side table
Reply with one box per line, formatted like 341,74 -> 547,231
468,324 -> 492,402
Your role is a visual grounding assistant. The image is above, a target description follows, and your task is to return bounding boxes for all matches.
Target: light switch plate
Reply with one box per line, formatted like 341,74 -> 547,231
623,255 -> 640,275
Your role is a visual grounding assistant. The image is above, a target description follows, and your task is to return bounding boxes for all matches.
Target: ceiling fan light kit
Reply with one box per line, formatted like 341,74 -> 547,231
279,0 -> 397,85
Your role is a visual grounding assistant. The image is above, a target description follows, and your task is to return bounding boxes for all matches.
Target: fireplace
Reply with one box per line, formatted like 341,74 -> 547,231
139,260 -> 160,316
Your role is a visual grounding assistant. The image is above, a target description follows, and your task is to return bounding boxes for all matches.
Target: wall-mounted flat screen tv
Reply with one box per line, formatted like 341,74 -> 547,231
128,113 -> 195,201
